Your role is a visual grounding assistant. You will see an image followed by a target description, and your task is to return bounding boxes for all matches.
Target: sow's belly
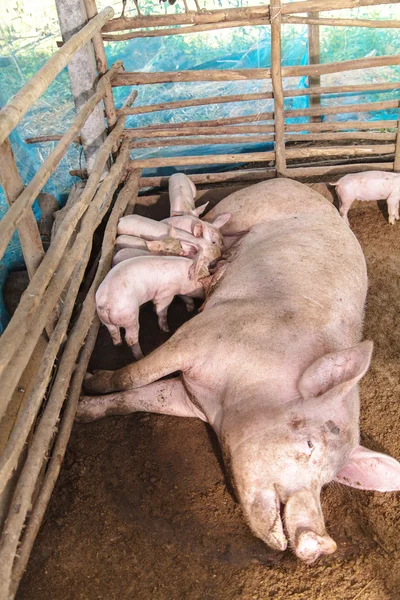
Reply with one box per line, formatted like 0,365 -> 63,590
204,216 -> 367,320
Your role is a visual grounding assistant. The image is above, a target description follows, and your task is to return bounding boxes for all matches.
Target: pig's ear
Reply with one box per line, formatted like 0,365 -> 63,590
180,241 -> 198,258
212,213 -> 231,230
193,223 -> 204,237
298,340 -> 373,403
193,202 -> 209,217
335,445 -> 400,491
188,250 -> 208,281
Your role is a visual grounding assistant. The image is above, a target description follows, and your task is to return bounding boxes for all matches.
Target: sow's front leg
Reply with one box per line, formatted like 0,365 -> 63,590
77,378 -> 206,422
84,333 -> 190,394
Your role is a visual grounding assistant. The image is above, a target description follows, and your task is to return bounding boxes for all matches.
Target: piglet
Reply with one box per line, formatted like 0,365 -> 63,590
117,215 -> 221,266
330,171 -> 400,225
95,253 -> 208,359
169,173 -> 209,217
114,232 -> 189,256
162,214 -> 231,250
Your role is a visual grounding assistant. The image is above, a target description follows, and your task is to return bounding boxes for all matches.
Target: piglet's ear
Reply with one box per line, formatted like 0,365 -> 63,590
335,445 -> 400,492
298,340 -> 373,403
193,202 -> 209,217
212,213 -> 231,230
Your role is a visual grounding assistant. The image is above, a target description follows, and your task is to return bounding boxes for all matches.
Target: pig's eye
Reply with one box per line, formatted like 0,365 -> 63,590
307,440 -> 314,450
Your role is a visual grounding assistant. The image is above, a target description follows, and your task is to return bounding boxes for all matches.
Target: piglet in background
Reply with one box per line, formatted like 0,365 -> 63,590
169,173 -> 209,217
330,171 -> 400,225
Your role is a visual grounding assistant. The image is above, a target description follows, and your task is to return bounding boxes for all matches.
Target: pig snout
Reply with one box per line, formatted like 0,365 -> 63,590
284,489 -> 336,564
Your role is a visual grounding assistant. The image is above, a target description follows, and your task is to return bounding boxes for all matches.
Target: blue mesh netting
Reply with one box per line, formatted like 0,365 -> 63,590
1,0 -> 400,330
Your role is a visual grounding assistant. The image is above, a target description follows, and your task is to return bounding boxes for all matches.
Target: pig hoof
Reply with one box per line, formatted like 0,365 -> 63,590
75,397 -> 101,422
388,217 -> 396,225
83,370 -> 114,394
161,324 -> 170,333
295,531 -> 337,564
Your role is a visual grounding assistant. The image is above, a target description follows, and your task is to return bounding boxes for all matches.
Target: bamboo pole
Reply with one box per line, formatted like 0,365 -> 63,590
102,0 -> 395,32
8,167 -> 141,599
27,115 -> 400,144
394,119 -> 400,172
84,0 -> 117,129
128,144 -> 394,170
129,133 -> 274,150
129,131 -> 397,148
130,134 -> 274,148
100,14 -> 400,41
139,160 -> 395,189
112,55 -> 400,87
0,148 -> 128,428
0,152 -> 129,593
0,7 -> 114,147
0,244 -> 91,498
102,18 -> 271,41
285,132 -> 396,142
117,81 -> 400,117
270,0 -> 286,174
8,319 -> 100,600
0,124 -> 128,406
127,125 -> 275,138
0,61 -> 123,265
286,162 -> 394,178
119,92 -> 272,116
287,119 -> 398,132
25,134 -> 82,144
283,15 -> 400,28
0,140 -> 44,277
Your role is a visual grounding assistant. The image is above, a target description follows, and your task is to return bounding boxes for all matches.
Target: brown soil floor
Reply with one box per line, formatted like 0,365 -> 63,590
17,191 -> 400,600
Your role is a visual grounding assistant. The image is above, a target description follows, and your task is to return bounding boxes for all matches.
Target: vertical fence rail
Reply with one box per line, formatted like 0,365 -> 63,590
270,0 -> 286,174
0,140 -> 44,277
84,0 -> 118,130
308,12 -> 321,123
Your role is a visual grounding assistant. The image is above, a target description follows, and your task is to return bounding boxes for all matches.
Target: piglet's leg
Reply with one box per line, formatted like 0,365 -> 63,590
106,323 -> 122,346
387,193 -> 400,225
77,378 -> 206,422
154,295 -> 174,332
337,192 -> 351,225
124,322 -> 143,359
180,295 -> 195,312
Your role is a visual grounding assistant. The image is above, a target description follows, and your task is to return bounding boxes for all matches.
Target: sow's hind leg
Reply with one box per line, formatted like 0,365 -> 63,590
77,378 -> 206,422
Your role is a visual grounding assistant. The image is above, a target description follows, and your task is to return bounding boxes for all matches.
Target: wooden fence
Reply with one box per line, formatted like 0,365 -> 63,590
0,0 -> 400,596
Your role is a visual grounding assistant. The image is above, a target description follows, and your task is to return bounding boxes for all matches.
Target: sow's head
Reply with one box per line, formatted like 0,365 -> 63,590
227,341 -> 400,564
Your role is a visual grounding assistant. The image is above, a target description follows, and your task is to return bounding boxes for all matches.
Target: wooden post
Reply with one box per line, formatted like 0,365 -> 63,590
84,0 -> 117,130
394,110 -> 400,172
55,0 -> 109,173
270,0 -> 286,174
308,12 -> 321,123
0,8 -> 113,148
0,140 -> 44,277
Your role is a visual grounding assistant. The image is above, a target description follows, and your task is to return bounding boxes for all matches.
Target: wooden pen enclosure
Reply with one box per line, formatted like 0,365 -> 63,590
0,0 -> 400,597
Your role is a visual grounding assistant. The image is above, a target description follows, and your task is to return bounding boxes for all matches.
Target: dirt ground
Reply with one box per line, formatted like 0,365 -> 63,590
17,189 -> 400,600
